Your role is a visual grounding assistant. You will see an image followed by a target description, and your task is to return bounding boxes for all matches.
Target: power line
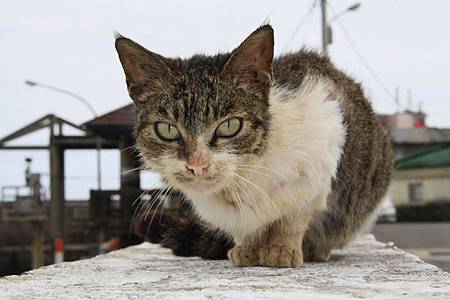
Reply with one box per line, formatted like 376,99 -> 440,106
282,0 -> 318,53
334,21 -> 395,101
327,4 -> 395,102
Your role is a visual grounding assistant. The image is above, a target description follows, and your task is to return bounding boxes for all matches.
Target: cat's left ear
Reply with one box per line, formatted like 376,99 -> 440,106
221,25 -> 274,90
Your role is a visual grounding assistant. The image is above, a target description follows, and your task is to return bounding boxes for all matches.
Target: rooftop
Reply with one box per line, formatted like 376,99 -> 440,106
396,143 -> 450,169
1,235 -> 449,299
83,104 -> 135,138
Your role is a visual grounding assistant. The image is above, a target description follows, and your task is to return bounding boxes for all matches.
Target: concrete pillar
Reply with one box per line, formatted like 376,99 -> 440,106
119,136 -> 141,228
31,221 -> 45,269
49,139 -> 65,239
119,136 -> 140,189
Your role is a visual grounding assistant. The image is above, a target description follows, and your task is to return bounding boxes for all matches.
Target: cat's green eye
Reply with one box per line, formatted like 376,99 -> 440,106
215,117 -> 242,138
155,122 -> 181,141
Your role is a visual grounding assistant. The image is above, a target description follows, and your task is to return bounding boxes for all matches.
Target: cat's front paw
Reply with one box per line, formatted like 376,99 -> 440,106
228,245 -> 259,267
258,245 -> 303,268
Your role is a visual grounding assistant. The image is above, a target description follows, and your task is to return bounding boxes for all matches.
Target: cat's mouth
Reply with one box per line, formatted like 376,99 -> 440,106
172,173 -> 223,193
189,178 -> 216,188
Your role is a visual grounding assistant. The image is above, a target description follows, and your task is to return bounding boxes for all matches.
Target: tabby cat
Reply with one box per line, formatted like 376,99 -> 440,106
115,25 -> 393,268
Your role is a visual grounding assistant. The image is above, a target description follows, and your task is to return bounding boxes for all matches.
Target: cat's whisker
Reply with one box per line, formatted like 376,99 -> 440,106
228,174 -> 252,199
230,175 -> 262,222
160,186 -> 176,224
132,188 -> 149,207
235,164 -> 288,179
231,172 -> 282,220
121,166 -> 147,176
232,177 -> 254,238
139,185 -> 172,236
144,198 -> 165,237
130,189 -> 151,235
120,144 -> 139,154
230,176 -> 271,240
130,187 -> 156,225
130,208 -> 143,235
228,178 -> 248,238
143,164 -> 164,172
145,185 -> 173,237
296,151 -> 322,180
230,172 -> 272,203
234,166 -> 274,179
142,187 -> 169,220
224,178 -> 247,239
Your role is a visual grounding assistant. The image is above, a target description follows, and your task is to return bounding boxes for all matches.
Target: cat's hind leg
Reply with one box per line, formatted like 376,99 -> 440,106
302,235 -> 332,262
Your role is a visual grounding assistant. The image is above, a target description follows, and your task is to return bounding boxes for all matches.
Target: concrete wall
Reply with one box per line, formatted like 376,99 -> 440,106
390,167 -> 450,205
2,236 -> 450,299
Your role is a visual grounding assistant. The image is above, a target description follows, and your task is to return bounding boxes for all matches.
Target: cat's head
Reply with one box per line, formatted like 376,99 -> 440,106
115,25 -> 274,195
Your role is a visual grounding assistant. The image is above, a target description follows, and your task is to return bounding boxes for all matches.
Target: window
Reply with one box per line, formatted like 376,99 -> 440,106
408,183 -> 423,204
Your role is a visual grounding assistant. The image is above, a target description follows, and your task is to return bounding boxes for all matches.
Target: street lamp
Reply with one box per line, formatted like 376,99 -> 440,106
321,1 -> 361,55
329,2 -> 361,23
25,79 -> 102,190
25,80 -> 97,118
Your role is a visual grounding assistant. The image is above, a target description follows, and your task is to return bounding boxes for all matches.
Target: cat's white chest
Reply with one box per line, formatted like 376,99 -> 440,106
187,180 -> 271,241
187,169 -> 304,241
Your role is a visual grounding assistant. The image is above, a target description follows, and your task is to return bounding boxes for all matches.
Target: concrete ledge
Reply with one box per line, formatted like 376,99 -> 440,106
1,235 -> 449,299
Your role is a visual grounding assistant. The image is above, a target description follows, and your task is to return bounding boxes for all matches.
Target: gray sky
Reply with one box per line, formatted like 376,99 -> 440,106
1,0 -> 450,199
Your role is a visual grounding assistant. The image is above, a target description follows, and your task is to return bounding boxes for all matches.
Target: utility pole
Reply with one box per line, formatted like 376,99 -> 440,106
320,1 -> 361,56
395,86 -> 401,112
321,0 -> 329,55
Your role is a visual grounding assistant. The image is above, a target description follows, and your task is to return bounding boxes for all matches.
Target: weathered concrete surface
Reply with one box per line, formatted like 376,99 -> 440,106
1,235 -> 449,299
373,223 -> 450,272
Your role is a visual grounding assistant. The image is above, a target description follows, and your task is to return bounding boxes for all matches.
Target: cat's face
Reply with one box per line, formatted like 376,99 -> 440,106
134,76 -> 270,194
115,26 -> 274,195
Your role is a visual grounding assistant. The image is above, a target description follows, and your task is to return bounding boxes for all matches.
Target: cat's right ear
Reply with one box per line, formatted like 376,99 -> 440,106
115,34 -> 174,103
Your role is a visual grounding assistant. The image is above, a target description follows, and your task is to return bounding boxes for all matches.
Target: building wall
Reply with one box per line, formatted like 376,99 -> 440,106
390,167 -> 450,206
392,112 -> 416,128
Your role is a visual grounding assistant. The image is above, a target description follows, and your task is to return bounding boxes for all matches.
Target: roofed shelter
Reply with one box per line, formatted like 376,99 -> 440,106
0,104 -> 141,241
83,104 -> 140,190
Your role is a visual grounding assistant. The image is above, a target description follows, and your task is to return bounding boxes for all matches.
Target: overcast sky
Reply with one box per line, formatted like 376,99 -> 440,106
1,0 -> 450,199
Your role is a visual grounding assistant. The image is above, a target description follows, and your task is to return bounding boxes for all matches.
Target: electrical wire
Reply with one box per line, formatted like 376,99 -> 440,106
281,0 -> 318,53
327,3 -> 396,102
335,21 -> 395,100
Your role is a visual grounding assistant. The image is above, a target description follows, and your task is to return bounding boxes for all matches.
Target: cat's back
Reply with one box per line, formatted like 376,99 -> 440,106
273,48 -> 380,140
273,49 -> 332,89
273,49 -> 366,103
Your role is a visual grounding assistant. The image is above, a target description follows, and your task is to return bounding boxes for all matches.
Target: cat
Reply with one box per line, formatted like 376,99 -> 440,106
115,24 -> 393,268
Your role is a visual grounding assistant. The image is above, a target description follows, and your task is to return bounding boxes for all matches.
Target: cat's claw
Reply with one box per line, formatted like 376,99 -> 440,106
228,245 -> 259,267
258,245 -> 303,268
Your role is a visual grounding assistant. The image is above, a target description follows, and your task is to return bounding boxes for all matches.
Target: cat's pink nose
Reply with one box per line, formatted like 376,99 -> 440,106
186,162 -> 210,176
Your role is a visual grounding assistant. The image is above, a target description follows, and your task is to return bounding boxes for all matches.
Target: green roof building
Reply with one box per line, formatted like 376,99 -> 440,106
390,144 -> 450,206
